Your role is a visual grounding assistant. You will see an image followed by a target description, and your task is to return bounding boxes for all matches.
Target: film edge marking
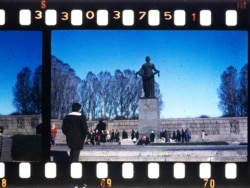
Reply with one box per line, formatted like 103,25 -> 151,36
0,8 -> 241,27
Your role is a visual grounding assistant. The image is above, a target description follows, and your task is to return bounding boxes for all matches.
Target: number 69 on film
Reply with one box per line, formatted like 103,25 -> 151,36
100,178 -> 112,187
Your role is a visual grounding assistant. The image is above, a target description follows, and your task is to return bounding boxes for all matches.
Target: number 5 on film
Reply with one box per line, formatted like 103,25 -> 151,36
164,11 -> 172,20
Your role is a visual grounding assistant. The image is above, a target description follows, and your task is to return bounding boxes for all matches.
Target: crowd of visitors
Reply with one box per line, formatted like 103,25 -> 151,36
85,127 -> 141,145
160,128 -> 191,143
82,126 -> 193,145
87,129 -> 121,145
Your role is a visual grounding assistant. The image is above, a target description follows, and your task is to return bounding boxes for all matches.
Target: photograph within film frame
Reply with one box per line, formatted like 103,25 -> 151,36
0,0 -> 249,187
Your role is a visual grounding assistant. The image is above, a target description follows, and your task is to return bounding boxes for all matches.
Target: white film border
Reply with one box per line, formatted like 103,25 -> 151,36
19,9 -> 31,26
19,163 -> 31,179
0,9 -> 5,26
226,10 -> 238,26
122,10 -> 134,26
45,9 -> 57,26
0,2 -> 246,186
0,162 -> 238,180
200,10 -> 211,26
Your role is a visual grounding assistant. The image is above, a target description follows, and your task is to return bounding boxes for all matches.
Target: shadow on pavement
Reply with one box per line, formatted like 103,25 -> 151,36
50,150 -> 69,162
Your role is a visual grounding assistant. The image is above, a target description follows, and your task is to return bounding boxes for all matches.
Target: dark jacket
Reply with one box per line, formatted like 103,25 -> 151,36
62,112 -> 88,150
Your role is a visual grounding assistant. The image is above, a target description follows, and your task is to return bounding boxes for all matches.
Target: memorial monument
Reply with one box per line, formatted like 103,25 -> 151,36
136,56 -> 160,140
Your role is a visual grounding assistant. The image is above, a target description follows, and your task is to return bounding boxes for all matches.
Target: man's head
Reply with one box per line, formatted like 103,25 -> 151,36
72,103 -> 81,112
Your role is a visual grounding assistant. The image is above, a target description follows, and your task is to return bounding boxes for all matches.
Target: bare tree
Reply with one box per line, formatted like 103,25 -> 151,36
13,67 -> 32,114
51,56 -> 65,118
84,71 -> 99,120
113,69 -> 130,118
154,82 -> 163,113
122,69 -> 140,119
30,65 -> 42,114
97,71 -> 113,119
80,79 -> 87,107
218,66 -> 238,117
51,56 -> 81,119
237,64 -> 248,116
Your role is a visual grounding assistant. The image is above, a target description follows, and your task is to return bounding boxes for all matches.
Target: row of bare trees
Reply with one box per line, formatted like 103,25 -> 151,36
51,56 -> 161,120
218,64 -> 248,117
12,56 -> 247,119
12,56 -> 162,119
51,56 -> 162,120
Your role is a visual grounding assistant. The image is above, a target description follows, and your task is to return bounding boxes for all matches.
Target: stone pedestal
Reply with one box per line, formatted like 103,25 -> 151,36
138,98 -> 160,139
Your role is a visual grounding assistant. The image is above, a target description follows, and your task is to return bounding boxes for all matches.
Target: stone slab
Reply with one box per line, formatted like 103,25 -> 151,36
138,98 -> 160,139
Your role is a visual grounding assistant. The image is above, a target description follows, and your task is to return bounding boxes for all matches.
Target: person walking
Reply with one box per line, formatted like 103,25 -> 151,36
62,103 -> 88,162
149,131 -> 155,143
201,130 -> 205,141
50,123 -> 57,146
176,129 -> 181,143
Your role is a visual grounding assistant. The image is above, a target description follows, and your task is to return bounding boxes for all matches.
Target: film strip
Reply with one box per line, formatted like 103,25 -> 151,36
0,0 -> 249,187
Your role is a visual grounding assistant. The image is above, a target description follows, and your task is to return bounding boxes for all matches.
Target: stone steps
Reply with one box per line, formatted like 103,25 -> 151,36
80,148 -> 247,162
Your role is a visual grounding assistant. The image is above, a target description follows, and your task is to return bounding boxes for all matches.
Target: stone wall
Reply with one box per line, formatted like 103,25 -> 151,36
0,115 -> 41,136
52,117 -> 247,144
0,115 -> 247,144
159,117 -> 247,143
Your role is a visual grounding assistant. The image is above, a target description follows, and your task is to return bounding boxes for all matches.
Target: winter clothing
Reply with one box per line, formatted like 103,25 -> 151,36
62,112 -> 88,150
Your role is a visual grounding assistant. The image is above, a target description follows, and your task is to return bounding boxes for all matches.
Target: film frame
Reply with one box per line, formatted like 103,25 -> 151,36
0,0 -> 249,187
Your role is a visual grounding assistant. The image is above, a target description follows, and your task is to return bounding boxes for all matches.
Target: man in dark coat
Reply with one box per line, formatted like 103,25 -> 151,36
94,119 -> 107,144
149,131 -> 155,143
62,103 -> 88,162
95,119 -> 106,133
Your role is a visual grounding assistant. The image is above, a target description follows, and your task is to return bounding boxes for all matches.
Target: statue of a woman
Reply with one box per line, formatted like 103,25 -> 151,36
136,56 -> 160,98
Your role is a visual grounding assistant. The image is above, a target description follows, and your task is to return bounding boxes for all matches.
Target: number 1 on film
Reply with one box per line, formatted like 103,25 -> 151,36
192,13 -> 196,21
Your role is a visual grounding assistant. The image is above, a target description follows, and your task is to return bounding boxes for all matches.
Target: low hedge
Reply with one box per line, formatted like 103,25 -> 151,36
11,134 -> 42,162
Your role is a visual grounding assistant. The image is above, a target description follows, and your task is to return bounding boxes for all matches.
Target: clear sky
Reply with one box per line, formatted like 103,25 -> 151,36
52,30 -> 247,118
0,31 -> 42,115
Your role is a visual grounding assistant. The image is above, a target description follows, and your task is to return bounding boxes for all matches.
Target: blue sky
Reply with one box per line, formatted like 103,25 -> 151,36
0,31 -> 42,115
0,30 -> 247,118
52,30 -> 247,118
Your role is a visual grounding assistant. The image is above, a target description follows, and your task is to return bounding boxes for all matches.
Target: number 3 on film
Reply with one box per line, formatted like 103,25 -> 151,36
204,178 -> 215,188
61,12 -> 69,21
1,178 -> 7,188
35,10 -> 43,20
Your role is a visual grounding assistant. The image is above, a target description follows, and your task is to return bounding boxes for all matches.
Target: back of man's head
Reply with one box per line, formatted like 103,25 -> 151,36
72,103 -> 81,112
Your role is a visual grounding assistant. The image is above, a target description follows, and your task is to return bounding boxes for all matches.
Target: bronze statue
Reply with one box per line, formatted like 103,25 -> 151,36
136,56 -> 160,98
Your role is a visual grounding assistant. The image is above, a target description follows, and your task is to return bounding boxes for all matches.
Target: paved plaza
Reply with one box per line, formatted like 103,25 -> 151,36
0,136 -> 247,162
51,142 -> 248,162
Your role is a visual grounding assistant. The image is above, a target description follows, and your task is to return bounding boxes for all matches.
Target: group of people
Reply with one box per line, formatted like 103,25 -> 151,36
86,127 -> 140,145
87,129 -> 121,145
52,56 -> 161,161
52,102 -> 194,162
160,128 -> 191,143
